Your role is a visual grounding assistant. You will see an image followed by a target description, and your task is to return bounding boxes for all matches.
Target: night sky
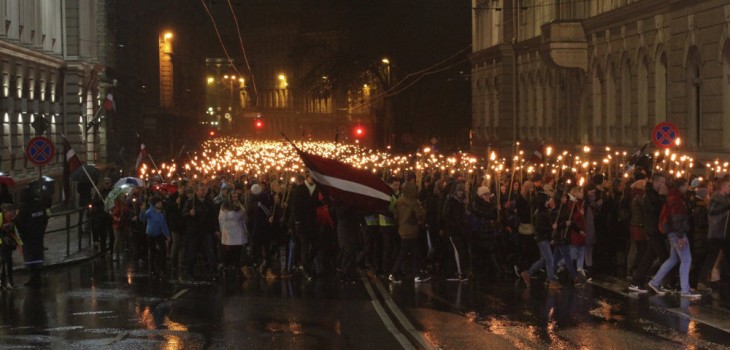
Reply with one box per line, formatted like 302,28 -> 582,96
107,0 -> 471,152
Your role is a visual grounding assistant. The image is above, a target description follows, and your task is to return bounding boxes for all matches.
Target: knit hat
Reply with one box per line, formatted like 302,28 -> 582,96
250,184 -> 262,196
477,186 -> 490,197
690,178 -> 701,188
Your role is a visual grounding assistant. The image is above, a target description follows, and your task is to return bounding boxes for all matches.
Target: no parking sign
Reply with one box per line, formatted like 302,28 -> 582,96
652,122 -> 681,149
25,136 -> 55,166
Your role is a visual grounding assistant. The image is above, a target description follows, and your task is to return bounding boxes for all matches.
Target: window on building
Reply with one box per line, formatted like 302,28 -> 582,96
621,59 -> 632,144
723,42 -> 730,150
686,47 -> 701,147
655,51 -> 667,122
637,56 -> 648,133
592,66 -> 602,142
606,63 -> 616,142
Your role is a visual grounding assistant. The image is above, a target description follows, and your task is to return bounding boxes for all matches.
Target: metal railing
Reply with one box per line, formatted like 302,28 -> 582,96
45,208 -> 90,257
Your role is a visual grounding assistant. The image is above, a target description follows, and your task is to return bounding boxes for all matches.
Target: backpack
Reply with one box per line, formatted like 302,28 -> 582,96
658,202 -> 670,234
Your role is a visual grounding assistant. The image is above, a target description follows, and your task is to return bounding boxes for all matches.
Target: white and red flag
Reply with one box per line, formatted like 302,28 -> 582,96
529,141 -> 546,165
61,134 -> 82,203
294,147 -> 394,213
102,93 -> 115,112
135,134 -> 148,172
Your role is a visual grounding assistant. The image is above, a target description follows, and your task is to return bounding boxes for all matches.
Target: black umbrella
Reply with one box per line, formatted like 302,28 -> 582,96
70,164 -> 100,183
29,176 -> 55,202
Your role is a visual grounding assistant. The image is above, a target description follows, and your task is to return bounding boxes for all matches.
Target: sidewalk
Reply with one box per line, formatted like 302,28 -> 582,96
589,276 -> 730,334
12,213 -> 100,272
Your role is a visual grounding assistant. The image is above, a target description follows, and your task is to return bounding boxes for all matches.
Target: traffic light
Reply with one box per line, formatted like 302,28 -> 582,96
353,126 -> 365,138
255,119 -> 264,129
209,130 -> 216,137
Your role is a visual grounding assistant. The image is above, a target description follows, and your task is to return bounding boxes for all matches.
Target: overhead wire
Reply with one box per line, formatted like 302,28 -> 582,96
226,0 -> 259,107
346,45 -> 471,111
199,0 -> 246,91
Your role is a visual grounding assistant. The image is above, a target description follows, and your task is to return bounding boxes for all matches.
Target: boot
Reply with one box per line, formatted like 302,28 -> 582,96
240,266 -> 252,279
24,270 -> 41,288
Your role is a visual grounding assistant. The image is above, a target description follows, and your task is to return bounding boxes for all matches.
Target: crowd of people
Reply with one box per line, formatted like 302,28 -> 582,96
59,161 -> 726,302
2,146 -> 730,302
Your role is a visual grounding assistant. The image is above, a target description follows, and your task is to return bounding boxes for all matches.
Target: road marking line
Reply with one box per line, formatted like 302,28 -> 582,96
361,274 -> 415,350
105,332 -> 127,345
171,288 -> 189,300
372,277 -> 436,350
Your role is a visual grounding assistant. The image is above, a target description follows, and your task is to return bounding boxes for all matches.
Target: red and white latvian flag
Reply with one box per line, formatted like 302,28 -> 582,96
61,134 -> 82,203
103,93 -> 115,112
295,148 -> 394,213
135,140 -> 148,172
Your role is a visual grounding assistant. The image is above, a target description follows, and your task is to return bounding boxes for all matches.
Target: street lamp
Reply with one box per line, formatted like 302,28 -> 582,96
381,58 -> 391,88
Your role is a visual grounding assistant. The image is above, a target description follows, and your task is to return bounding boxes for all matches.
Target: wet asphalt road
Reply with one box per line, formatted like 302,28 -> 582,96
2,256 -> 730,349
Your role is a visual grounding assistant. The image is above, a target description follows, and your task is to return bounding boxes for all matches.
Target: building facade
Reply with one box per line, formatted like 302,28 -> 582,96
0,0 -> 111,199
472,0 -> 730,157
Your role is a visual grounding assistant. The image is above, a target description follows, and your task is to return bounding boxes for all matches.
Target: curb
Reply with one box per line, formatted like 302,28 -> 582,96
12,249 -> 106,273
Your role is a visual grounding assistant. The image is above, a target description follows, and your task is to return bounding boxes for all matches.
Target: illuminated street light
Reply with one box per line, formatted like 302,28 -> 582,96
163,32 -> 173,40
207,77 -> 214,84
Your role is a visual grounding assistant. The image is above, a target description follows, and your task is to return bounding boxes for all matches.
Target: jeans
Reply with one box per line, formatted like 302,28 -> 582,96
528,240 -> 556,281
570,245 -> 585,271
553,244 -> 577,278
650,232 -> 692,294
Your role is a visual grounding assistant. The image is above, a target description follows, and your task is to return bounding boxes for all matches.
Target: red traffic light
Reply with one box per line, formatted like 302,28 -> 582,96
209,130 -> 216,137
354,126 -> 364,137
255,120 -> 264,129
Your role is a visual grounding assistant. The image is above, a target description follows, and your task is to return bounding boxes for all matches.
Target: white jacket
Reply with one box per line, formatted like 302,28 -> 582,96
218,208 -> 247,246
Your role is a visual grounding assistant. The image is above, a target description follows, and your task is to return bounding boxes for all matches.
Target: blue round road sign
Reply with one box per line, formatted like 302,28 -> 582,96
25,136 -> 56,166
652,122 -> 680,149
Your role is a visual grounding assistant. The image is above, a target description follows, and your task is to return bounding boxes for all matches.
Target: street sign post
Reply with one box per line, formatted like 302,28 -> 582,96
25,136 -> 56,180
652,122 -> 681,149
25,136 -> 55,166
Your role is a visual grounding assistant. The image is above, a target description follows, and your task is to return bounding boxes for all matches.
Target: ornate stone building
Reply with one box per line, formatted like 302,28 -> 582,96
0,1 -> 111,198
472,0 -> 730,157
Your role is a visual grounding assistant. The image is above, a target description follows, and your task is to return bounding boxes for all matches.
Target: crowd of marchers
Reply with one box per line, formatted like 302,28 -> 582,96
2,165 -> 730,301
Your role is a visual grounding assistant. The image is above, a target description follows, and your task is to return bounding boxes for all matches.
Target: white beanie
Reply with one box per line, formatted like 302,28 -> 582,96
250,184 -> 262,196
477,186 -> 490,197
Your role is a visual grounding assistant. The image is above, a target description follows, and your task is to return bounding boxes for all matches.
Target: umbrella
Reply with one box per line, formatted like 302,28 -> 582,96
151,183 -> 178,195
0,172 -> 15,187
29,176 -> 55,200
70,164 -> 100,183
114,177 -> 144,188
104,185 -> 134,210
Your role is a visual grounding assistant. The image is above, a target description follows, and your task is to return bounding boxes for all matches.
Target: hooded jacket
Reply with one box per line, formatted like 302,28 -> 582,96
707,191 -> 730,240
663,188 -> 689,238
394,182 -> 425,240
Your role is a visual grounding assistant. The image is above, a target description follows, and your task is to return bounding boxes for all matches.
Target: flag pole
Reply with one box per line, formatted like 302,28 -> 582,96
147,153 -> 165,182
82,165 -> 103,199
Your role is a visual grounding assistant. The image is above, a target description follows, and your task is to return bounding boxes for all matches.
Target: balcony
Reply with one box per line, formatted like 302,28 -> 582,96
538,22 -> 588,71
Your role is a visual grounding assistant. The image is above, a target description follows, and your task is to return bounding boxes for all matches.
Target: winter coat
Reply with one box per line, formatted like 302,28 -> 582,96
164,194 -> 185,233
144,208 -> 170,238
643,182 -> 666,236
553,201 -> 576,245
394,182 -> 425,240
533,207 -> 553,242
469,195 -> 498,246
288,183 -> 318,231
663,188 -> 690,238
570,200 -> 586,246
629,188 -> 645,228
219,208 -> 247,246
183,195 -> 218,236
249,194 -> 273,242
442,194 -> 467,237
111,202 -> 129,231
16,191 -> 48,268
707,192 -> 730,240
